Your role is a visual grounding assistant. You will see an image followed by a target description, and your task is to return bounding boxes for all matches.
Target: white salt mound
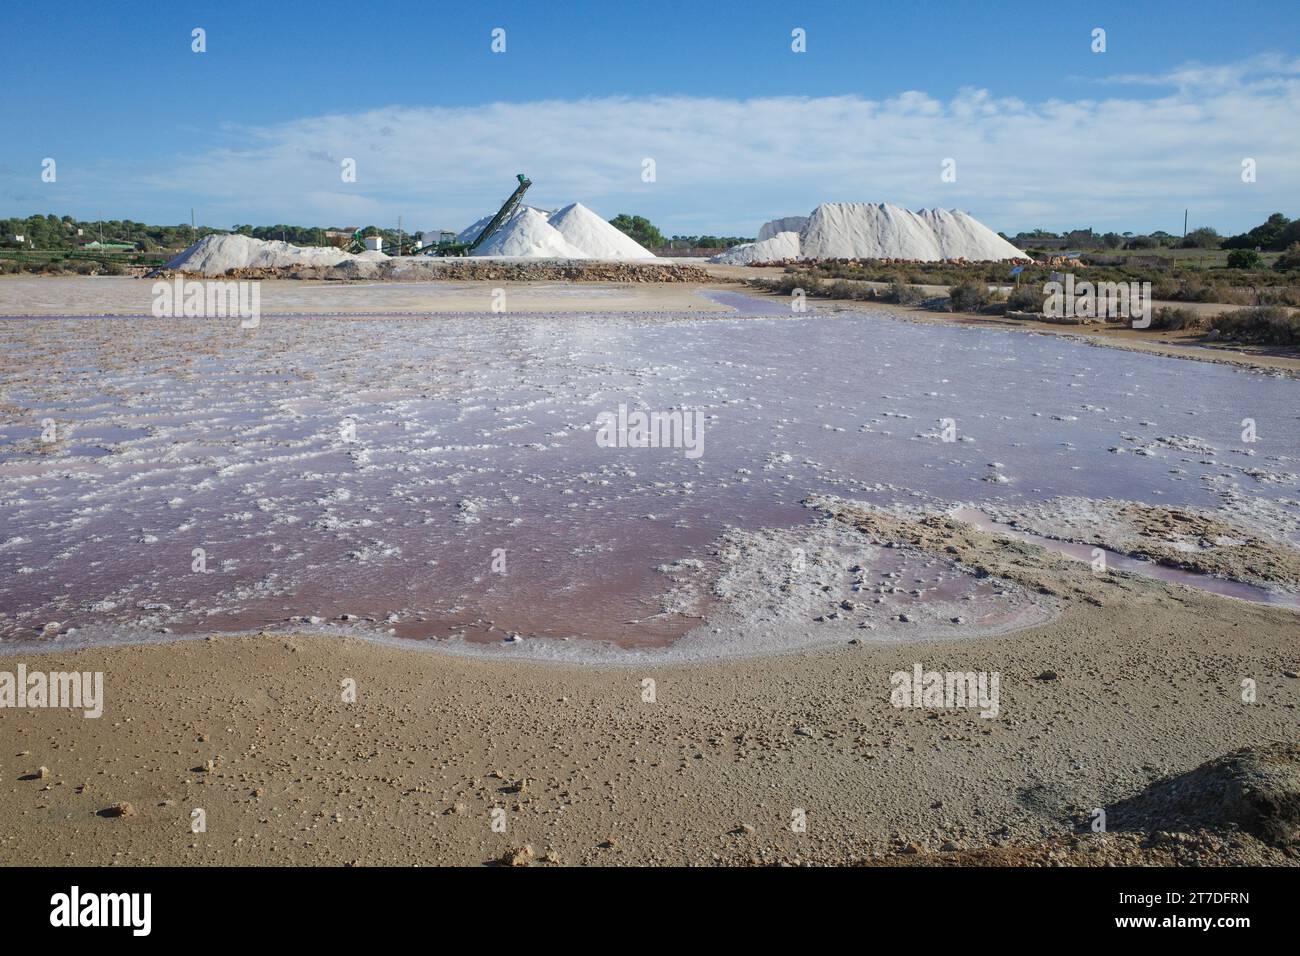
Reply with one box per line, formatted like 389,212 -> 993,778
546,203 -> 655,259
710,231 -> 801,265
472,207 -> 588,258
465,202 -> 655,259
166,234 -> 385,277
799,202 -> 1025,261
457,205 -> 548,244
757,216 -> 809,241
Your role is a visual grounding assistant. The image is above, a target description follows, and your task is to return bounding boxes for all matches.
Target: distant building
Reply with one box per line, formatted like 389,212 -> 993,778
419,230 -> 457,248
324,228 -> 359,248
363,235 -> 383,252
81,240 -> 136,252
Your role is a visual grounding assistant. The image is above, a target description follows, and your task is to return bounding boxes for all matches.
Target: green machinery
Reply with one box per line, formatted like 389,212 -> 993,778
417,173 -> 532,256
344,227 -> 425,256
343,229 -> 370,254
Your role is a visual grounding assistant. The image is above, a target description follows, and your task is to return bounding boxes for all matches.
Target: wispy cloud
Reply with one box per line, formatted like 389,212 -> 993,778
1095,52 -> 1300,89
12,57 -> 1300,235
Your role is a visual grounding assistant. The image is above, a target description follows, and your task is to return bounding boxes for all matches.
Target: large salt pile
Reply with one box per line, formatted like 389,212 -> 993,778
457,205 -> 548,244
166,234 -> 385,276
466,203 -> 656,259
710,231 -> 802,265
799,203 -> 1024,261
472,207 -> 589,258
547,203 -> 656,259
757,216 -> 808,241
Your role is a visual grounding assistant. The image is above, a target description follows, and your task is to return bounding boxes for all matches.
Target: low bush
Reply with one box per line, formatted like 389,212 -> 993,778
947,281 -> 990,313
1227,249 -> 1262,270
1006,286 -> 1043,312
1275,243 -> 1300,272
1149,306 -> 1203,331
890,281 -> 926,305
1208,306 -> 1300,345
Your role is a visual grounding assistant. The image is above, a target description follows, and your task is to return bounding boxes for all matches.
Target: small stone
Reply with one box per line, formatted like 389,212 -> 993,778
35,766 -> 50,780
1035,670 -> 1059,681
101,802 -> 137,818
502,844 -> 534,867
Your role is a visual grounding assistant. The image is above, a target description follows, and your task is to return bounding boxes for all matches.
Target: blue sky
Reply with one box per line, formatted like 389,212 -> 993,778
3,0 -> 1298,236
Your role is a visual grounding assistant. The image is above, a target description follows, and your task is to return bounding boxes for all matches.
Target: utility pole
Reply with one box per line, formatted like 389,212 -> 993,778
1183,209 -> 1188,239
398,215 -> 403,256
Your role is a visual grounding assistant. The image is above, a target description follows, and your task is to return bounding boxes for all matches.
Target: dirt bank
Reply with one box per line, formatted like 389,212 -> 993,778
0,276 -> 733,316
3,505 -> 1295,867
173,258 -> 714,283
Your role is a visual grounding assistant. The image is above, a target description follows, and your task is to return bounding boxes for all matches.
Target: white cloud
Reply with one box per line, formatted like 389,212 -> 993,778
22,56 -> 1300,235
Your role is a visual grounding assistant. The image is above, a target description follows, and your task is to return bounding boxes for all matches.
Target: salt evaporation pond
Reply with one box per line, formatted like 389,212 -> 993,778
1,308 -> 1297,657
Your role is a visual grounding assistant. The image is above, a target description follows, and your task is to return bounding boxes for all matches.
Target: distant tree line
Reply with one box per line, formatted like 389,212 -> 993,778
1221,213 -> 1300,251
7,210 -> 1296,260
1005,213 -> 1300,254
0,214 -> 220,252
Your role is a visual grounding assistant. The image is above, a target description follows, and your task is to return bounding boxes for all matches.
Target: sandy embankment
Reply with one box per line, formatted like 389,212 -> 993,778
5,272 -> 1295,375
2,504 -> 1296,867
0,276 -> 734,317
805,290 -> 1300,375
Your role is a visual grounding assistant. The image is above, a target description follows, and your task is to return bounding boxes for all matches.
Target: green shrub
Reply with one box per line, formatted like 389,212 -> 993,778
1209,306 -> 1300,345
1149,306 -> 1202,331
947,281 -> 989,313
889,281 -> 926,305
1006,286 -> 1043,312
1226,249 -> 1262,270
1274,243 -> 1300,272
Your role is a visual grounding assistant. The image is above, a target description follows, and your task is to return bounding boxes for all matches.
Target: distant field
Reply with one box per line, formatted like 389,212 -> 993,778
1077,247 -> 1283,269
